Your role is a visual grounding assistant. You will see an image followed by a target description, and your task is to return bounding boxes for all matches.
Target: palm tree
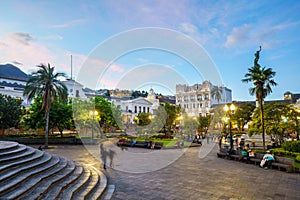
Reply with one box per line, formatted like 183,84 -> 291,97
211,85 -> 223,104
24,64 -> 68,148
242,46 -> 277,149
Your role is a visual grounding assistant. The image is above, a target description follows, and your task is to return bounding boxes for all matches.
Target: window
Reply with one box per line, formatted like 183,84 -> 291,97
134,106 -> 137,113
204,94 -> 209,100
147,107 -> 150,113
76,90 -> 80,97
139,106 -> 141,113
197,95 -> 202,101
184,96 -> 188,101
177,96 -> 182,102
143,107 -> 145,112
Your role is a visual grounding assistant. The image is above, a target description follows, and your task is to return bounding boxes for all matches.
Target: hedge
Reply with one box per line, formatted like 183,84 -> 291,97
282,140 -> 300,153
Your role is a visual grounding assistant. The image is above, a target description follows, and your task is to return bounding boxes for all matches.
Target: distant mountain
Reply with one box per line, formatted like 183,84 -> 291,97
0,64 -> 29,81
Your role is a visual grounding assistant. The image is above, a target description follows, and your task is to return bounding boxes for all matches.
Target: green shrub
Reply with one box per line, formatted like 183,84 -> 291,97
296,155 -> 300,163
282,140 -> 300,153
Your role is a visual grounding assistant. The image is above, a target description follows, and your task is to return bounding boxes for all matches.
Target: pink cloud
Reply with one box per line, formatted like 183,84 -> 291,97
50,19 -> 86,28
109,63 -> 124,73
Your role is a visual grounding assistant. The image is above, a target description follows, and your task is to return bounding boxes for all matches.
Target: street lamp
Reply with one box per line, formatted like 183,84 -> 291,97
89,110 -> 98,140
223,104 -> 236,151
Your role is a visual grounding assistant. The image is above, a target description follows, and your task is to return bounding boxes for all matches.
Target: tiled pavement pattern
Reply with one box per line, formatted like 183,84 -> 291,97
45,143 -> 300,200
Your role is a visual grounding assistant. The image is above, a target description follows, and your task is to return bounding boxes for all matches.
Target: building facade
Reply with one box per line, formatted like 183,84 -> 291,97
176,81 -> 232,117
111,97 -> 154,124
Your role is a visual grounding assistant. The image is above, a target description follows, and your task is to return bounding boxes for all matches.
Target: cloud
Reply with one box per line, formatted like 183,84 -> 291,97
224,19 -> 300,51
0,41 -> 7,46
137,58 -> 148,63
42,34 -> 63,41
225,24 -> 252,48
110,63 -> 124,73
50,19 -> 86,28
179,23 -> 198,34
0,33 -> 88,77
9,32 -> 34,46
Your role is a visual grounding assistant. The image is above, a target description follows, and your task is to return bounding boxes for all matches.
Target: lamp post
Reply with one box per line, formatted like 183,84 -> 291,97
223,104 -> 236,151
89,110 -> 98,140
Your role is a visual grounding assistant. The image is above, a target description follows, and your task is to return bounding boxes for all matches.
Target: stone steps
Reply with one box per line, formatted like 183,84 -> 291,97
0,147 -> 45,173
0,143 -> 27,158
42,164 -> 83,200
0,141 -> 19,153
0,146 -> 35,164
0,141 -> 108,200
0,154 -> 59,198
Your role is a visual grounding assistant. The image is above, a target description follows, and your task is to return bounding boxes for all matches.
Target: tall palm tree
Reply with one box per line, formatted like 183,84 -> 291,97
211,85 -> 223,104
242,46 -> 277,149
24,64 -> 68,148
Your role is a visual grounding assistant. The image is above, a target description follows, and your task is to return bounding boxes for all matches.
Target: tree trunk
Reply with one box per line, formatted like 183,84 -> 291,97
259,98 -> 265,150
44,108 -> 50,148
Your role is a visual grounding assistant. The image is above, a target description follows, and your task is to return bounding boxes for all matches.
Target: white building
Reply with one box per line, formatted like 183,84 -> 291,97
0,64 -> 89,106
63,79 -> 87,99
111,97 -> 154,124
176,81 -> 232,117
0,64 -> 30,106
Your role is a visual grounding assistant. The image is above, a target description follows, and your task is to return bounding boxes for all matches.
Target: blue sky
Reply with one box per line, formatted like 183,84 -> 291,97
0,0 -> 299,101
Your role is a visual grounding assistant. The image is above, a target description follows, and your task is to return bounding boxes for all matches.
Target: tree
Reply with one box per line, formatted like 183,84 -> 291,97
182,114 -> 198,135
150,103 -> 181,135
249,102 -> 296,145
211,85 -> 223,104
94,96 -> 123,132
23,64 -> 68,148
164,102 -> 181,134
24,96 -> 73,136
150,105 -> 167,134
197,114 -> 211,134
50,100 -> 73,136
137,112 -> 151,126
242,46 -> 277,149
231,103 -> 255,131
210,105 -> 226,130
0,94 -> 23,133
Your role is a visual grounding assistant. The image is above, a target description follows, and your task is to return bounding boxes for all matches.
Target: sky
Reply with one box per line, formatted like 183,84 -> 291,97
0,0 -> 300,101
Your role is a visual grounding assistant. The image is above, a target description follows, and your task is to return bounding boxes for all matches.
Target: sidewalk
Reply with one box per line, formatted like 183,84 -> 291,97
44,143 -> 300,200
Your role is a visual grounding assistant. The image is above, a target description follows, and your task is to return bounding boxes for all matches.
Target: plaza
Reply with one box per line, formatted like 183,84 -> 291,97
45,142 -> 300,200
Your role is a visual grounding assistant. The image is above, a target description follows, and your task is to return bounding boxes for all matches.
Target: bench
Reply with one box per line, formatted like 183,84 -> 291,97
249,153 -> 264,165
217,148 -> 229,158
271,156 -> 295,173
117,140 -> 163,149
229,150 -> 244,161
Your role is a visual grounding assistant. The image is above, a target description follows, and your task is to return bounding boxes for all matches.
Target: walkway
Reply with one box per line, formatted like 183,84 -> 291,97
44,143 -> 300,200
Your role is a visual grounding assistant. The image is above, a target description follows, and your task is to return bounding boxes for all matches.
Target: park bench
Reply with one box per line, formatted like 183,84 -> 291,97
117,140 -> 163,149
229,150 -> 244,161
271,156 -> 295,173
249,153 -> 264,165
217,148 -> 228,159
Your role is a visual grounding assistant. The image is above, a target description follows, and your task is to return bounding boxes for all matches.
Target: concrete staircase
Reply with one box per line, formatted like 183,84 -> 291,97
0,141 -> 107,200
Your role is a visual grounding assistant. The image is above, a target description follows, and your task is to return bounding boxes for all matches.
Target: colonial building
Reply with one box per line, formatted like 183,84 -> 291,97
0,64 -> 89,103
111,96 -> 154,124
63,79 -> 87,99
0,64 -> 30,106
176,81 -> 232,117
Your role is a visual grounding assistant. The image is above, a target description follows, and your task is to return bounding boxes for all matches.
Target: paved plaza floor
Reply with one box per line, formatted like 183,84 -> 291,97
44,142 -> 300,200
